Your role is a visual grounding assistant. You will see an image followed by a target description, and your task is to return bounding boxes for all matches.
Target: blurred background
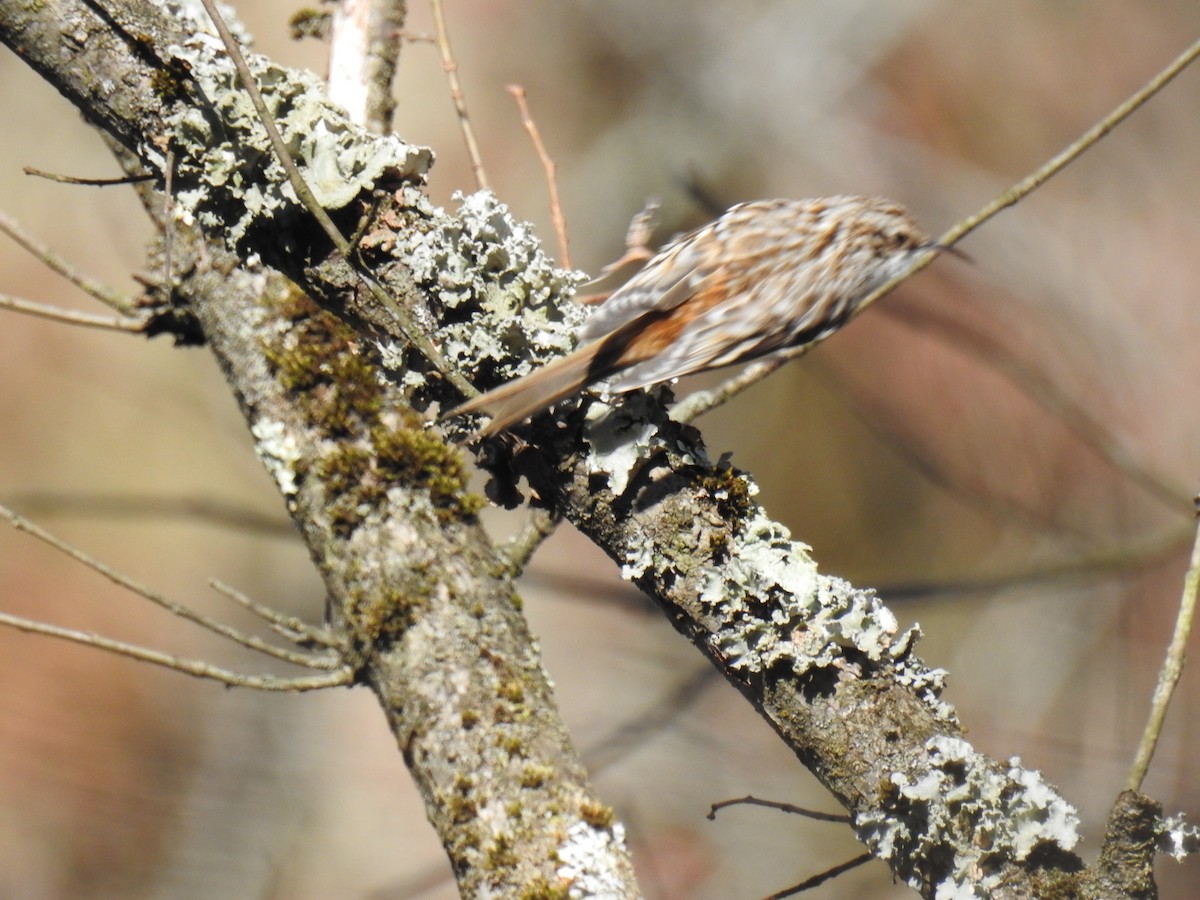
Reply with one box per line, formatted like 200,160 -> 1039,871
1,1 -> 1199,897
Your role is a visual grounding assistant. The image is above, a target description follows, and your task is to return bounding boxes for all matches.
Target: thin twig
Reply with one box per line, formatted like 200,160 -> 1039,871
0,209 -> 134,313
673,35 -> 1200,420
198,0 -> 352,255
0,503 -> 334,669
507,84 -> 571,268
672,356 -> 789,423
429,0 -> 489,191
1126,496 -> 1200,791
209,579 -> 341,650
707,795 -> 849,824
197,0 -> 475,398
940,37 -> 1200,249
703,788 -> 871,898
502,507 -> 561,576
22,166 -> 153,187
765,854 -> 873,899
0,293 -> 145,333
0,610 -> 352,691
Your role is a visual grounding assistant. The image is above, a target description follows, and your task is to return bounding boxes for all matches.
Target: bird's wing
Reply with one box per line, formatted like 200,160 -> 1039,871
577,237 -> 710,344
603,297 -> 774,392
602,258 -> 836,393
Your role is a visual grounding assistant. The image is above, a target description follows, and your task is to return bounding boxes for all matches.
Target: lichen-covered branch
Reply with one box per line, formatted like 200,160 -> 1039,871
176,229 -> 635,896
0,0 -> 1187,896
1,1 -> 636,895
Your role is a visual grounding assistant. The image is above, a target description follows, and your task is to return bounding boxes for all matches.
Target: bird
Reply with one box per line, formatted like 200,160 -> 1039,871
445,195 -> 939,438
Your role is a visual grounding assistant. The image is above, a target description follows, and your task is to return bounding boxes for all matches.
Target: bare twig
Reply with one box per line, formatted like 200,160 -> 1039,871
197,0 -> 350,253
0,208 -> 134,313
0,503 -> 336,670
506,84 -> 571,268
209,579 -> 341,650
197,0 -> 475,397
23,166 -> 153,187
502,508 -> 560,575
939,37 -> 1200,249
672,356 -> 789,423
429,0 -> 489,190
0,292 -> 145,332
672,35 -> 1200,420
0,611 -> 352,691
880,522 -> 1191,601
1126,496 -> 1200,791
707,795 -> 849,824
4,490 -> 293,537
679,789 -> 871,899
766,854 -> 873,899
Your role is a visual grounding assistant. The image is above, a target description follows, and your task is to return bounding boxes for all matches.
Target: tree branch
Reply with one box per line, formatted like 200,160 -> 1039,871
1,1 -> 636,894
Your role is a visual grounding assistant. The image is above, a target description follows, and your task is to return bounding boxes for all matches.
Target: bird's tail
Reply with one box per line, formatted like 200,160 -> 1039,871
443,341 -> 607,438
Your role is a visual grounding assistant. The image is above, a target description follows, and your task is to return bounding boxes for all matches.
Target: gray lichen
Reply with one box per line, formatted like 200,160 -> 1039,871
856,736 -> 1080,898
157,29 -> 431,246
693,511 -> 941,689
397,190 -> 587,390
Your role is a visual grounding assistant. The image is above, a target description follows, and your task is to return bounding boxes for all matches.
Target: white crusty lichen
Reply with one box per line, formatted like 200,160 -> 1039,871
697,515 -> 819,648
856,735 -> 1079,898
556,820 -> 632,899
1160,813 -> 1200,861
250,417 -> 302,497
157,23 -> 431,246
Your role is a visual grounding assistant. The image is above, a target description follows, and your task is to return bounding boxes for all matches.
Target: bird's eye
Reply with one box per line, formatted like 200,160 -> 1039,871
874,229 -> 906,248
